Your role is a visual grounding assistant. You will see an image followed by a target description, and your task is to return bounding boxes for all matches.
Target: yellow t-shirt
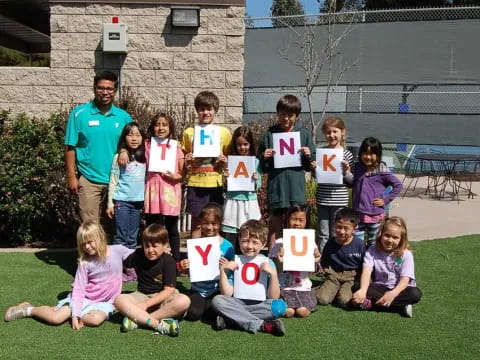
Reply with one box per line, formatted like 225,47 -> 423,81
181,125 -> 232,187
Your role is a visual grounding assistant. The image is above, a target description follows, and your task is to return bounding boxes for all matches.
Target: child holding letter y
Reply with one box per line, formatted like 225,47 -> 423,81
212,220 -> 285,336
182,91 -> 232,238
270,205 -> 320,318
310,116 -> 355,252
222,126 -> 262,250
179,203 -> 234,322
258,95 -> 315,249
144,113 -> 184,263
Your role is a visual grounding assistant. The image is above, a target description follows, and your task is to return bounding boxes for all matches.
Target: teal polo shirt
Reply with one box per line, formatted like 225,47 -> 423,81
64,101 -> 132,184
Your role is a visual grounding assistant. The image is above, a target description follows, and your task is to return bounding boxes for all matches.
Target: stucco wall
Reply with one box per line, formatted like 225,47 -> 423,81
0,2 -> 245,123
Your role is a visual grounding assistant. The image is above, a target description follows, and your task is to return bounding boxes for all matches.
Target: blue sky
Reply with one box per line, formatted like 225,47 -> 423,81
246,0 -> 323,18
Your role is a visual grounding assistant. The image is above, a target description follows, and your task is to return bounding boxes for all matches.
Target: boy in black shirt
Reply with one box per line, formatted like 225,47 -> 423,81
115,224 -> 190,336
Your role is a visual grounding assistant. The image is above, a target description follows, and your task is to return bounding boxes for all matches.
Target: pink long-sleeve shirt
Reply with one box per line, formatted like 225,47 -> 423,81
71,245 -> 133,318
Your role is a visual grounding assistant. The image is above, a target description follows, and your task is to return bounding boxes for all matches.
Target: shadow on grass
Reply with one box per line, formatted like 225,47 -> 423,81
34,249 -> 77,277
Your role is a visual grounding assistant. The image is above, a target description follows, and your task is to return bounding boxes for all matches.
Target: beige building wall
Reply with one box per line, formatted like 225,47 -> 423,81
0,1 -> 245,124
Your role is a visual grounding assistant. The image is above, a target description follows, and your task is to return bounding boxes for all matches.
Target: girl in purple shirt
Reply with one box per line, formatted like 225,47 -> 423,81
4,221 -> 133,330
352,216 -> 422,317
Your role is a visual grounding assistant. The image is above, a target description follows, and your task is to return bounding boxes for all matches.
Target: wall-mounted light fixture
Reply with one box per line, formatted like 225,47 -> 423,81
171,6 -> 200,27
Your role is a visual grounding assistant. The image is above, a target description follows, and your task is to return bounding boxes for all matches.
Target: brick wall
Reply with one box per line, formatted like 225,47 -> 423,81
0,2 -> 245,124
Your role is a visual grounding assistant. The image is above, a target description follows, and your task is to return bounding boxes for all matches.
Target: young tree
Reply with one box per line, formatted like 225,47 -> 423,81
271,0 -> 305,27
278,7 -> 356,139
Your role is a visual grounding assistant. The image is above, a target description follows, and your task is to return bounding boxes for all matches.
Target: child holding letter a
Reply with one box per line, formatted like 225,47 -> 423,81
270,205 -> 320,318
222,126 -> 262,250
182,91 -> 232,238
258,95 -> 315,249
212,220 -> 285,336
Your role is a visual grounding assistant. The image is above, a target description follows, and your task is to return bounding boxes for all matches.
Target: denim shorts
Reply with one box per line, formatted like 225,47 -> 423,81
55,294 -> 115,318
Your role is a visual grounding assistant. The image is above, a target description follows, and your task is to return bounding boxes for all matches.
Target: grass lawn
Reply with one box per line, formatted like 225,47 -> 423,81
1,235 -> 479,360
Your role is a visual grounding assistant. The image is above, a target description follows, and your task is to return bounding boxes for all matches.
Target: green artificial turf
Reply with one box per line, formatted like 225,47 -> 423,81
1,235 -> 479,359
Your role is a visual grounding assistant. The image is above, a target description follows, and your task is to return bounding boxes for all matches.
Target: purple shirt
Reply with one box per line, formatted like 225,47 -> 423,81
363,247 -> 416,289
71,245 -> 134,318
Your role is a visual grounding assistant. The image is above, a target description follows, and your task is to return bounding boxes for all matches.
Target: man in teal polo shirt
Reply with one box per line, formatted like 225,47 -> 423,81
64,71 -> 132,223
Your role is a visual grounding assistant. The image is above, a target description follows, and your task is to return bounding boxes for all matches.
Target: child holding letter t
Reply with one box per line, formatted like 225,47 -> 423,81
212,220 -> 286,336
258,95 -> 315,249
270,205 -> 320,318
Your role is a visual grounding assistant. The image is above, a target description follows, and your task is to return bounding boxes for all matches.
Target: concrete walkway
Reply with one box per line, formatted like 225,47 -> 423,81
389,175 -> 480,241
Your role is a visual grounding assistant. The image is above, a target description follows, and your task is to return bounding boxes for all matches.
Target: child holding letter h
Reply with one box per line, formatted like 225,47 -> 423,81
182,91 -> 232,238
258,95 -> 315,249
212,220 -> 285,336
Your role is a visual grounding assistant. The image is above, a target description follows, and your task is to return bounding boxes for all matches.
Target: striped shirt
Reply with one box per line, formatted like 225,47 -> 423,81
315,148 -> 355,206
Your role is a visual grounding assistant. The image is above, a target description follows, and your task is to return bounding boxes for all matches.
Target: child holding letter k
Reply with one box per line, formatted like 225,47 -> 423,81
212,220 -> 286,336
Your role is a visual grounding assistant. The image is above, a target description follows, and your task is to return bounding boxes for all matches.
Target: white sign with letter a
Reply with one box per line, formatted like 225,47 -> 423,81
282,229 -> 315,272
187,237 -> 220,283
148,138 -> 177,174
272,132 -> 301,168
227,156 -> 255,192
193,124 -> 221,158
315,148 -> 343,184
233,254 -> 269,301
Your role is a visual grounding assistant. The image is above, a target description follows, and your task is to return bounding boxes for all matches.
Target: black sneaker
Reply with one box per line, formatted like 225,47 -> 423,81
261,319 -> 285,336
215,315 -> 227,331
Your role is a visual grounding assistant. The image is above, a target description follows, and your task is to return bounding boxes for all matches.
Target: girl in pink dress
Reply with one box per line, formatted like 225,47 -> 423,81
144,113 -> 185,262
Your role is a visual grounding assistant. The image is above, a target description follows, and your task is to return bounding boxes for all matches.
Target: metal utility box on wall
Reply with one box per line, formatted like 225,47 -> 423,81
102,23 -> 128,53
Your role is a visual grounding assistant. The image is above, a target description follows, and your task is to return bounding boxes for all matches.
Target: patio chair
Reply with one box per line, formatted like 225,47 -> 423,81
396,153 -> 422,197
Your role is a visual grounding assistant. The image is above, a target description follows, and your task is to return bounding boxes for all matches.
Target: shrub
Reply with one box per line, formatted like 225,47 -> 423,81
0,110 -> 79,246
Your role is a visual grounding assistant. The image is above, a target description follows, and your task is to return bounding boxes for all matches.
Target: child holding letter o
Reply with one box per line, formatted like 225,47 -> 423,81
258,95 -> 315,249
143,113 -> 184,263
222,126 -> 262,251
270,205 -> 320,318
212,220 -> 286,336
179,203 -> 234,322
310,116 -> 355,252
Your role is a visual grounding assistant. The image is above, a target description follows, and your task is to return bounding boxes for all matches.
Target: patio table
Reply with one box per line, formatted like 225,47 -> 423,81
415,154 -> 480,202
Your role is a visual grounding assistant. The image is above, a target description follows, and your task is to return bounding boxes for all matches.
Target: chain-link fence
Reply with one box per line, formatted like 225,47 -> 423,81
246,5 -> 480,28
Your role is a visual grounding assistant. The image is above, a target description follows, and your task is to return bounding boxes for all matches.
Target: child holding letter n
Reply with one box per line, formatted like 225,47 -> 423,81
212,220 -> 285,336
258,95 -> 315,249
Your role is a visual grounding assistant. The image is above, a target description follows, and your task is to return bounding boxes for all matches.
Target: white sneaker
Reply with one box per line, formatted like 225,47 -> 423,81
404,304 -> 413,318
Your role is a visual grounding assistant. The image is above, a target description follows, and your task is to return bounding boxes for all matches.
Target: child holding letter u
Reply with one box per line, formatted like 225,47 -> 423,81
258,95 -> 315,249
270,205 -> 320,318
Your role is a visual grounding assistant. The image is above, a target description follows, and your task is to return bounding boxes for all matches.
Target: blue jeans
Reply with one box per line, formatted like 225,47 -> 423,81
113,200 -> 143,249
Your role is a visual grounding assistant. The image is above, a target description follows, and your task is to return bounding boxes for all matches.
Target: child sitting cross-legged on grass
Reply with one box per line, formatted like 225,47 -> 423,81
314,208 -> 365,308
114,224 -> 190,336
4,221 -> 133,330
352,216 -> 422,318
212,220 -> 285,336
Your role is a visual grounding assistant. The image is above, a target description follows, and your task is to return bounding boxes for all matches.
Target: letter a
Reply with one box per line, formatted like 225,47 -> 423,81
322,154 -> 337,172
279,138 -> 295,155
200,129 -> 213,145
290,236 -> 307,256
195,244 -> 212,265
233,161 -> 249,178
241,262 -> 260,285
